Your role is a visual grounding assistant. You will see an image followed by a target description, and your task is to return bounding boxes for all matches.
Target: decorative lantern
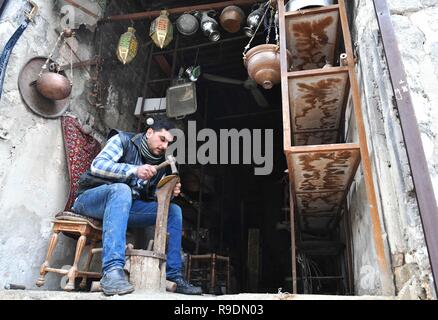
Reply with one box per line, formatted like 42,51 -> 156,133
150,10 -> 173,49
116,27 -> 138,64
243,3 -> 292,90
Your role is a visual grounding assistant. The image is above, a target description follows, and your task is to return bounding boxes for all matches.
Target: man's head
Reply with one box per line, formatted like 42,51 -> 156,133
145,116 -> 175,156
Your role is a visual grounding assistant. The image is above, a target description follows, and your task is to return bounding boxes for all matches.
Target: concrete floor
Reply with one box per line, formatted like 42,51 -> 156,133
0,289 -> 396,300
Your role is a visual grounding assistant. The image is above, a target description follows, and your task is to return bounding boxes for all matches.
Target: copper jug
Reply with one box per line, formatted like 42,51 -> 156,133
219,5 -> 245,33
36,71 -> 72,100
244,44 -> 292,89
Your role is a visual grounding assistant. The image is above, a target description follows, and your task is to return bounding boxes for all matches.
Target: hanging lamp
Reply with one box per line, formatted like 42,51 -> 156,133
117,26 -> 138,64
150,10 -> 173,49
243,1 -> 292,89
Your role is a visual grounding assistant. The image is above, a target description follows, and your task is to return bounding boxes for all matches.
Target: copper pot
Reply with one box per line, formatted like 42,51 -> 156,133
244,44 -> 292,89
219,5 -> 245,33
36,72 -> 72,100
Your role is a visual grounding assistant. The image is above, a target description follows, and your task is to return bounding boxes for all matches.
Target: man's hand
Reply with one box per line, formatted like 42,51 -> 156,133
136,164 -> 157,180
173,182 -> 181,197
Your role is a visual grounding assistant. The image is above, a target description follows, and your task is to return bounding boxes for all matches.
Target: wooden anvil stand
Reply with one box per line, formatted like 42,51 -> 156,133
124,175 -> 180,293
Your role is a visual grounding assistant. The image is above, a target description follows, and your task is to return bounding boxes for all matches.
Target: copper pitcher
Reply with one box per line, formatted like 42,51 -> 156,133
36,71 -> 72,100
244,44 -> 292,89
219,5 -> 245,33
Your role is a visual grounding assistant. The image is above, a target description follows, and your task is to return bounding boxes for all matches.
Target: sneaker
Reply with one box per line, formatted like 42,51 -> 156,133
100,268 -> 135,296
169,277 -> 203,295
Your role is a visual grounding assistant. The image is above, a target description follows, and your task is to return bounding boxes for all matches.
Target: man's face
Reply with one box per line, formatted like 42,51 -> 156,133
146,128 -> 174,156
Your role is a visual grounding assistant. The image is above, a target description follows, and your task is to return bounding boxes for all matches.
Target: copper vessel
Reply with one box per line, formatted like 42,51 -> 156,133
219,5 -> 245,33
244,44 -> 291,89
176,13 -> 199,36
195,10 -> 221,42
36,72 -> 72,100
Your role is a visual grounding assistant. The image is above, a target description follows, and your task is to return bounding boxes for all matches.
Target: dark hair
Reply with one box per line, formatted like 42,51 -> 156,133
146,115 -> 176,132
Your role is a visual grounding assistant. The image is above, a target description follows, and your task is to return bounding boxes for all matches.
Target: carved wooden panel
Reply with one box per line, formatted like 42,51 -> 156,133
285,7 -> 340,70
288,144 -> 360,194
288,69 -> 349,137
296,191 -> 344,214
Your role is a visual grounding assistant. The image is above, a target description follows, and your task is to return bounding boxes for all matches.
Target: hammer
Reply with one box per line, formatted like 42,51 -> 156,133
155,155 -> 178,175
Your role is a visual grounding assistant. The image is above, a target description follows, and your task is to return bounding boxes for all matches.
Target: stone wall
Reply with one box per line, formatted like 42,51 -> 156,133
345,0 -> 437,299
0,0 -> 141,290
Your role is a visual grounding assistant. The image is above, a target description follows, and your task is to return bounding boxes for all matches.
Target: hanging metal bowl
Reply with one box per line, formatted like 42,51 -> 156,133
176,13 -> 199,36
244,44 -> 292,89
18,57 -> 70,119
36,71 -> 72,100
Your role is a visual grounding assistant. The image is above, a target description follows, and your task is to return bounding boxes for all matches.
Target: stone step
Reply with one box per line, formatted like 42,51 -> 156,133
0,289 -> 397,300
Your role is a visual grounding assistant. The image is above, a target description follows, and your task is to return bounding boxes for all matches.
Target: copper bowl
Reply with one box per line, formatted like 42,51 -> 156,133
220,5 -> 245,33
244,44 -> 292,89
36,72 -> 72,100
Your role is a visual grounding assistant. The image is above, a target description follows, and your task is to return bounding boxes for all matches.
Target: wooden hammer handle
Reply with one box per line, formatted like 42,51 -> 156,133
155,160 -> 170,171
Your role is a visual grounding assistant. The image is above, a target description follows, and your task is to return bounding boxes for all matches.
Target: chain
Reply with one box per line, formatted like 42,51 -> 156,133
69,38 -> 73,86
266,5 -> 274,44
243,0 -> 272,58
275,10 -> 279,46
39,31 -> 64,77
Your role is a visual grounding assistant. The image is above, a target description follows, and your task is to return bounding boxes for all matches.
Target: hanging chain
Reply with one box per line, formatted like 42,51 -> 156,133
243,0 -> 272,58
69,37 -> 73,86
275,10 -> 280,46
39,31 -> 64,77
266,4 -> 274,44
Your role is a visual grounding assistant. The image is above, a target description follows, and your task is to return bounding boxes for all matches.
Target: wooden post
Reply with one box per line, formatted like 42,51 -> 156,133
125,175 -> 180,292
338,0 -> 393,295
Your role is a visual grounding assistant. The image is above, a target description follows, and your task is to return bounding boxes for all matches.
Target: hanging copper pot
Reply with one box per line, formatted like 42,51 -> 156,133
243,44 -> 292,89
36,71 -> 72,100
219,5 -> 245,33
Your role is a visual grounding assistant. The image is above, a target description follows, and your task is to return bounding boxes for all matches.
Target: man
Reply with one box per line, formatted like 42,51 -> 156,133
72,116 -> 202,296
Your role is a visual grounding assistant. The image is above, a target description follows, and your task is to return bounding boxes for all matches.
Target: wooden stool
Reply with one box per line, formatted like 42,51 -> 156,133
36,116 -> 102,291
186,253 -> 230,294
36,212 -> 102,291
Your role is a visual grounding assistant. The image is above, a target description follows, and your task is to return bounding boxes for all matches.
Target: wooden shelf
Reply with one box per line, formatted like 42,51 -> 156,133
287,66 -> 350,146
285,143 -> 360,217
279,0 -> 387,294
285,5 -> 340,71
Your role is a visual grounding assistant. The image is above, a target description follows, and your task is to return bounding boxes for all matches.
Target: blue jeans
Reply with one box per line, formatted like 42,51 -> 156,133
71,183 -> 182,279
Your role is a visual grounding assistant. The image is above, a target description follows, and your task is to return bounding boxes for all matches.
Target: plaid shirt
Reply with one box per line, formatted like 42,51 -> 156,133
90,134 -> 147,192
